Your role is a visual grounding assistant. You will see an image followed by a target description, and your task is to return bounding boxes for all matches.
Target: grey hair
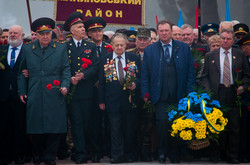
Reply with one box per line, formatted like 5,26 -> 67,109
111,33 -> 128,43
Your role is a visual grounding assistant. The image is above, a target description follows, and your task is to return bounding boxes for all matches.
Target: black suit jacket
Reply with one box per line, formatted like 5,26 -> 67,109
65,38 -> 99,99
98,51 -> 141,112
200,48 -> 250,98
0,44 -> 23,101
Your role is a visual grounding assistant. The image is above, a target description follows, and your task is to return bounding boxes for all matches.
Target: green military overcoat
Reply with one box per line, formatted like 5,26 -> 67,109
18,40 -> 71,134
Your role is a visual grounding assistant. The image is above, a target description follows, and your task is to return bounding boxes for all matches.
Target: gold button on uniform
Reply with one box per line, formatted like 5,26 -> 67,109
78,57 -> 80,59
78,63 -> 80,66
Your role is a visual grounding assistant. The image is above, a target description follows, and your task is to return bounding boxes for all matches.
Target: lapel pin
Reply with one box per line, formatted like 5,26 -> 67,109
32,45 -> 35,49
69,43 -> 72,46
212,60 -> 215,63
53,43 -> 56,48
233,56 -> 236,59
84,43 -> 87,46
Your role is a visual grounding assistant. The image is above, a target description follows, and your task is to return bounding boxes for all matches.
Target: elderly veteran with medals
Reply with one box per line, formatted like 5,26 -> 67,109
64,12 -> 99,164
17,17 -> 71,165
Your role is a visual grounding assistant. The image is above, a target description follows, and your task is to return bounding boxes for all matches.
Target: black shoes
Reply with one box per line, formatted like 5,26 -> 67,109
33,156 -> 41,165
15,157 -> 25,164
227,158 -> 240,164
91,155 -> 100,163
57,152 -> 70,160
158,155 -> 166,164
110,157 -> 124,164
44,160 -> 56,165
75,158 -> 87,164
170,158 -> 180,164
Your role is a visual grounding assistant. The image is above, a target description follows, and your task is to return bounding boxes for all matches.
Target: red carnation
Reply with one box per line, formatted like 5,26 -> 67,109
82,63 -> 88,69
46,84 -> 53,90
3,40 -> 8,45
197,48 -> 205,54
194,62 -> 200,69
53,80 -> 60,86
85,59 -> 92,66
105,45 -> 113,53
235,68 -> 240,73
123,67 -> 128,71
81,58 -> 87,63
144,92 -> 150,99
248,106 -> 250,111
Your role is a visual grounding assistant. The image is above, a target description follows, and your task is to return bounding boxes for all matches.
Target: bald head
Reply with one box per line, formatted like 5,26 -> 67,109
8,25 -> 24,47
219,21 -> 233,34
172,25 -> 183,41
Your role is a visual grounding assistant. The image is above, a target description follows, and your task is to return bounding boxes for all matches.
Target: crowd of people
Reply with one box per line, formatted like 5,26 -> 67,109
0,11 -> 250,165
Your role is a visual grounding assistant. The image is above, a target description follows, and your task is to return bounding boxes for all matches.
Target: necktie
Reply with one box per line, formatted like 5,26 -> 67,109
42,47 -> 46,54
10,47 -> 17,69
97,45 -> 101,56
77,41 -> 81,47
223,50 -> 231,87
164,44 -> 170,63
117,56 -> 124,85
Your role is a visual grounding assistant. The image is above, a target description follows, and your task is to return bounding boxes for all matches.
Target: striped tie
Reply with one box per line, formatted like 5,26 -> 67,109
223,50 -> 231,87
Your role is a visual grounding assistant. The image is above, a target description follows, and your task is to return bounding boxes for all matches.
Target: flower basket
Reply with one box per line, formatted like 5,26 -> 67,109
188,138 -> 210,150
168,91 -> 228,150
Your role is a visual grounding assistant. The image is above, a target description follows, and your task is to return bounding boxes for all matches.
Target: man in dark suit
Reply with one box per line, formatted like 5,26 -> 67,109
18,17 -> 71,165
0,25 -> 26,165
84,16 -> 110,162
63,12 -> 99,164
99,33 -> 140,163
181,24 -> 209,54
141,20 -> 196,163
201,29 -> 250,164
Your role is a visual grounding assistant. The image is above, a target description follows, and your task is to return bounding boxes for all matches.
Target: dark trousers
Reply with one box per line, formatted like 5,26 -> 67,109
218,85 -> 240,159
0,94 -> 27,161
68,98 -> 92,160
154,102 -> 179,160
107,96 -> 137,160
30,134 -> 61,161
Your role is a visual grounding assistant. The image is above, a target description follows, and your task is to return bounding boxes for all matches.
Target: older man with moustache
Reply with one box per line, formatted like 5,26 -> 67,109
201,29 -> 250,164
0,25 -> 27,165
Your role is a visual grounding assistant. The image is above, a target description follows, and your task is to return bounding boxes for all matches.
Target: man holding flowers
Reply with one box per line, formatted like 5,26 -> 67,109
201,29 -> 250,164
98,33 -> 140,163
63,12 -> 99,164
17,17 -> 71,165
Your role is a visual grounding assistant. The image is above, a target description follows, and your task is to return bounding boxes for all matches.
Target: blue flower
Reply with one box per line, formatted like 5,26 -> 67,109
200,93 -> 211,101
168,110 -> 177,121
205,106 -> 212,113
210,100 -> 221,108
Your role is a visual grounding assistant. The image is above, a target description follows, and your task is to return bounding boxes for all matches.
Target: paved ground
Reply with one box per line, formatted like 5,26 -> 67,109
9,157 -> 250,165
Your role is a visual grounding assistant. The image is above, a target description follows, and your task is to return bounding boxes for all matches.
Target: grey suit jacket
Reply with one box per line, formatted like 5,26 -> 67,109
200,48 -> 250,98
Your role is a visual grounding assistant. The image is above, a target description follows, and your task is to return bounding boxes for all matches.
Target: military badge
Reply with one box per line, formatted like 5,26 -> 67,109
32,45 -> 35,49
84,49 -> 92,54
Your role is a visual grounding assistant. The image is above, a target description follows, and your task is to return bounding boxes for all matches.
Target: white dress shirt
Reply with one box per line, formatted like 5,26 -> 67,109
7,43 -> 23,65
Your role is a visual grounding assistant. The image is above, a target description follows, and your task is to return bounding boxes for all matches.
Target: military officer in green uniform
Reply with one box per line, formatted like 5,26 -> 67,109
63,12 -> 99,164
84,16 -> 110,162
18,17 -> 71,165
